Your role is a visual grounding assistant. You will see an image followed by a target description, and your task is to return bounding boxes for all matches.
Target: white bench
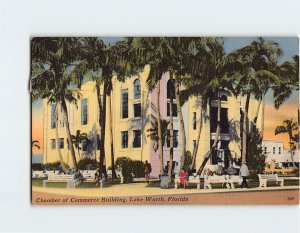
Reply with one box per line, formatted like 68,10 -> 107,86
204,175 -> 242,189
43,173 -> 104,188
175,175 -> 201,189
258,174 -> 284,188
204,175 -> 227,189
43,174 -> 75,188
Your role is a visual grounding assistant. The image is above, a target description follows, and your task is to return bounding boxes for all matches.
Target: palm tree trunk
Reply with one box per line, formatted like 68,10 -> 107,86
190,104 -> 203,170
168,80 -> 174,181
107,90 -> 116,179
96,82 -> 107,175
242,93 -> 250,163
197,94 -> 221,176
252,93 -> 262,133
156,80 -> 164,175
261,95 -> 265,137
55,103 -> 67,173
61,99 -> 78,170
175,79 -> 186,171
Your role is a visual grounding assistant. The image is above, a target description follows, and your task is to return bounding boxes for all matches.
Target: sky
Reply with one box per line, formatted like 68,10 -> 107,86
31,37 -> 299,154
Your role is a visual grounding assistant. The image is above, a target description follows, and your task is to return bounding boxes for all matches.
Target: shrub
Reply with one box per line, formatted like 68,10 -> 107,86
77,158 -> 99,170
247,128 -> 266,177
182,151 -> 193,172
115,157 -> 133,183
32,163 -> 44,171
131,160 -> 144,178
44,161 -> 69,171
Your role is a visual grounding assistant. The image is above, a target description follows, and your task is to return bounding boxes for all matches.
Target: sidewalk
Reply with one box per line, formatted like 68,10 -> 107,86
32,182 -> 300,198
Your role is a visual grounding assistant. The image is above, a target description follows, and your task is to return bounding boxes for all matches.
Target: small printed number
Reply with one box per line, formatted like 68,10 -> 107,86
287,197 -> 294,201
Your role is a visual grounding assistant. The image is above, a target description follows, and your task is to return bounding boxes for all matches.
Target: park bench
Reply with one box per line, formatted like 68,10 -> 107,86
42,172 -> 105,188
204,175 -> 243,189
204,175 -> 227,189
175,174 -> 201,189
258,174 -> 284,188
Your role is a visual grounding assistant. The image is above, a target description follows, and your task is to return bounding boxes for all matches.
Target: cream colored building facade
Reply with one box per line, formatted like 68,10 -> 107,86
43,65 -> 263,177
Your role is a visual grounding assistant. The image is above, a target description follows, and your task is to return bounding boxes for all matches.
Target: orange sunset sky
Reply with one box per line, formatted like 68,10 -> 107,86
31,37 -> 299,155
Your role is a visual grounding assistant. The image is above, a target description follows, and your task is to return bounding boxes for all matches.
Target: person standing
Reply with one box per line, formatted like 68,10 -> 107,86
239,162 -> 250,188
144,160 -> 152,183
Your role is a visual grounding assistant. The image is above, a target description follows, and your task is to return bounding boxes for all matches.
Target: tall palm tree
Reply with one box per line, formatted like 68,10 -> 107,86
275,119 -> 298,167
31,37 -> 87,171
84,38 -> 142,179
130,37 -> 206,179
233,37 -> 283,162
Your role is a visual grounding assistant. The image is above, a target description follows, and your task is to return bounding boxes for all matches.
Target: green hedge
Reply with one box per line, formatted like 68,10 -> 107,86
77,158 -> 99,170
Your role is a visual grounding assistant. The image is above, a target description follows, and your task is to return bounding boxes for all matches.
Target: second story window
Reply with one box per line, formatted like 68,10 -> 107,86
193,112 -> 197,130
133,130 -> 141,148
51,104 -> 56,129
279,147 -> 281,154
133,103 -> 141,118
134,79 -> 141,99
81,98 -> 88,125
166,130 -> 178,148
167,80 -> 175,99
121,131 -> 128,148
121,89 -> 128,119
273,147 -> 275,154
167,103 -> 178,117
264,147 -> 267,154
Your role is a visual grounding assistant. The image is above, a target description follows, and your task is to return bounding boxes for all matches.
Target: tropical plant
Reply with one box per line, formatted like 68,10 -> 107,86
247,127 -> 266,177
130,37 -> 209,179
275,119 -> 299,167
71,130 -> 88,160
178,38 -> 243,176
147,119 -> 169,152
31,37 -> 88,171
83,38 -> 142,180
232,37 -> 283,163
31,140 -> 40,149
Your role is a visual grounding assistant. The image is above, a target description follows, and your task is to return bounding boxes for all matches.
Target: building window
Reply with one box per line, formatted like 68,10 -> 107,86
279,147 -> 281,154
167,130 -> 178,148
167,103 -> 178,117
121,131 -> 128,148
220,95 -> 228,101
51,104 -> 56,129
264,147 -> 267,154
133,130 -> 141,148
167,80 -> 175,99
59,106 -> 64,127
82,139 -> 88,152
133,79 -> 141,99
133,103 -> 141,117
50,139 -> 56,150
59,138 -> 64,149
121,89 -> 128,119
193,112 -> 197,130
81,98 -> 88,125
273,147 -> 275,154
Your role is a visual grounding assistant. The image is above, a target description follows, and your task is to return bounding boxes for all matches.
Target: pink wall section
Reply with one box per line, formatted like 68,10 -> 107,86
149,72 -> 170,177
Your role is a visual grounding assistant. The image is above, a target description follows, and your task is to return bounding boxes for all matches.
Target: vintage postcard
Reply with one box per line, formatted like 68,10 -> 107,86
31,37 -> 299,205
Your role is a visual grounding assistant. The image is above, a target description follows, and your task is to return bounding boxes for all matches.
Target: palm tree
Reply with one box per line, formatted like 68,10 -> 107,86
275,119 -> 298,167
31,140 -> 40,149
84,38 -> 141,179
71,130 -> 88,160
233,37 -> 283,163
147,119 -> 169,154
130,37 -> 206,179
31,37 -> 87,171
